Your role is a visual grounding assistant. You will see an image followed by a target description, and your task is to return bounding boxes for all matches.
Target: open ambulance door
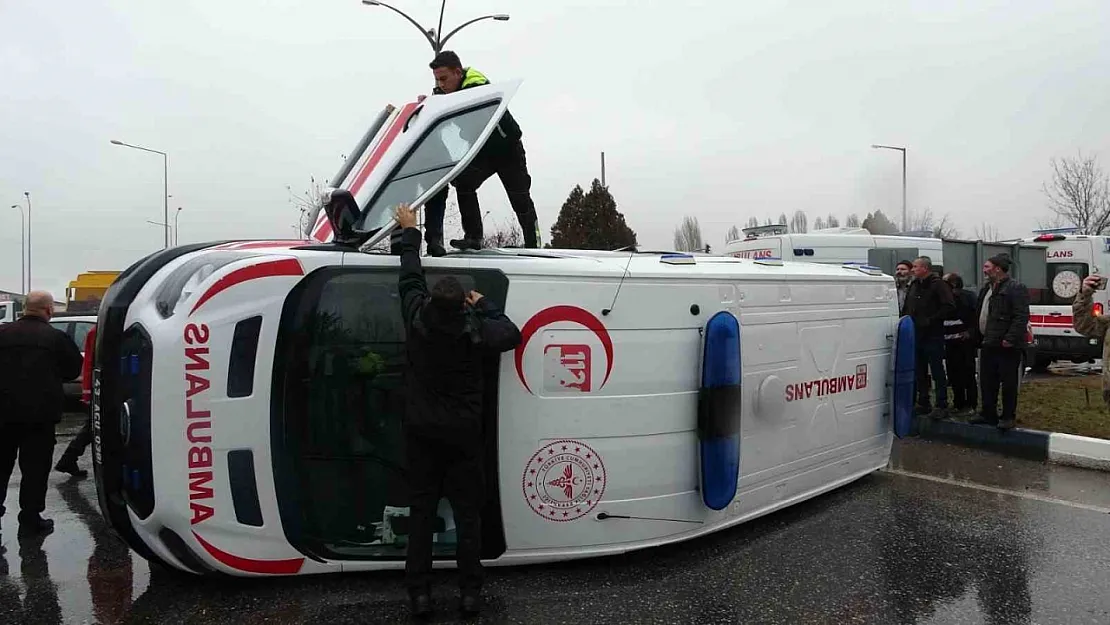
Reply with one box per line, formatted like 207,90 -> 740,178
317,80 -> 522,248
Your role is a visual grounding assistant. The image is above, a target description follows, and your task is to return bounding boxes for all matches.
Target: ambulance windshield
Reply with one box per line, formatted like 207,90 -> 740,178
357,101 -> 501,234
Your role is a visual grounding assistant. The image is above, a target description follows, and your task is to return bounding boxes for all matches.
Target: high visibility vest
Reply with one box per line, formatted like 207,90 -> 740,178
460,68 -> 490,89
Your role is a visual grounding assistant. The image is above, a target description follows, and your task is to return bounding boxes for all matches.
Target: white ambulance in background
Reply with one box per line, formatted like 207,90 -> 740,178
723,225 -> 944,268
1020,229 -> 1109,370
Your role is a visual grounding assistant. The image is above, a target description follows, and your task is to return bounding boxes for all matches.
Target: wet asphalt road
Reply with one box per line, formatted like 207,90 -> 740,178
2,418 -> 1109,624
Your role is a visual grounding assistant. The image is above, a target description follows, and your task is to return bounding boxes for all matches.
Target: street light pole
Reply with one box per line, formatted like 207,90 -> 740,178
360,0 -> 509,54
175,207 -> 183,245
24,192 -> 31,290
870,144 -> 907,232
111,139 -> 169,248
10,204 -> 24,294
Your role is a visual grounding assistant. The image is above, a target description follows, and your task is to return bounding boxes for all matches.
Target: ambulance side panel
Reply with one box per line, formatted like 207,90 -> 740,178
496,269 -> 895,561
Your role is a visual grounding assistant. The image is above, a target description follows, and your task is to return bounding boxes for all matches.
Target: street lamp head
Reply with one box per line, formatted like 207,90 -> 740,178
361,0 -> 380,5
870,144 -> 881,149
110,139 -> 124,145
493,14 -> 510,20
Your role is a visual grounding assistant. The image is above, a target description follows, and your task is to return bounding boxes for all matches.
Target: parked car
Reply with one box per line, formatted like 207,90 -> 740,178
49,313 -> 97,410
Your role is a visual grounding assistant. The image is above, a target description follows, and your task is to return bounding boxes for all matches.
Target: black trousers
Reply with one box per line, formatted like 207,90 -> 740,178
980,346 -> 1022,422
945,340 -> 978,410
60,417 -> 92,462
915,335 -> 948,409
0,422 -> 56,522
404,426 -> 485,596
423,139 -> 539,247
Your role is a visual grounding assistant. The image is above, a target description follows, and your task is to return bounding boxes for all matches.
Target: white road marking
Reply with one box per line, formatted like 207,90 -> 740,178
883,467 -> 1110,514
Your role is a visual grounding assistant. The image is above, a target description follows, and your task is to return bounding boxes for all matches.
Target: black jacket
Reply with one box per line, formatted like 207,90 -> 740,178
433,67 -> 523,152
0,315 -> 83,425
975,277 -> 1031,348
903,274 -> 956,338
943,288 -> 978,342
398,227 -> 521,433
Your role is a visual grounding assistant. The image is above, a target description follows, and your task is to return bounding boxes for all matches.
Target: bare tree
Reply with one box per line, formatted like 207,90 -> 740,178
726,225 -> 741,243
975,222 -> 1002,242
745,216 -> 760,229
845,213 -> 861,227
778,213 -> 788,226
813,217 -> 827,230
908,208 -> 959,239
673,215 -> 704,252
484,219 -> 523,248
286,176 -> 328,236
764,217 -> 773,226
826,214 -> 840,228
1043,151 -> 1110,234
790,211 -> 808,234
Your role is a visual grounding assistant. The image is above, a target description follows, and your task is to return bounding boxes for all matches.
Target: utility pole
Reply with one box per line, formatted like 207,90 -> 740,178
601,151 -> 606,188
10,204 -> 24,294
870,144 -> 907,232
24,192 -> 31,291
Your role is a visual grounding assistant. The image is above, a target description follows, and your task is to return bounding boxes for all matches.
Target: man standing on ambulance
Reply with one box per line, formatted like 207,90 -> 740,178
904,256 -> 955,418
393,203 -> 521,617
421,51 -> 541,256
972,254 -> 1030,430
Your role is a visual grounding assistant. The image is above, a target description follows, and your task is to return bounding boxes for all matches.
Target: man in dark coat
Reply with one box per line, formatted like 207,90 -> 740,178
420,50 -> 541,255
0,291 -> 83,537
903,256 -> 956,418
393,203 -> 522,617
972,254 -> 1030,430
942,272 -> 979,417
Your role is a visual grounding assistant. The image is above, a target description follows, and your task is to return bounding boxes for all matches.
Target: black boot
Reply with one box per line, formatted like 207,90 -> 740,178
409,593 -> 432,618
460,592 -> 482,617
450,238 -> 482,251
55,455 -> 88,478
17,516 -> 54,537
426,241 -> 447,257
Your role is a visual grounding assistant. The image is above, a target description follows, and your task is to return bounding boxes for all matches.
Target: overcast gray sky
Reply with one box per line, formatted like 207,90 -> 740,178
2,0 -> 1108,299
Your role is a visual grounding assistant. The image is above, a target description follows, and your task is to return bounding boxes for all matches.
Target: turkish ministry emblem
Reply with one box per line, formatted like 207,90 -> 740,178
522,440 -> 606,522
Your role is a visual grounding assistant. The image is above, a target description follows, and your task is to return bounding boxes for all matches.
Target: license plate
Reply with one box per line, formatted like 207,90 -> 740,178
91,368 -> 102,466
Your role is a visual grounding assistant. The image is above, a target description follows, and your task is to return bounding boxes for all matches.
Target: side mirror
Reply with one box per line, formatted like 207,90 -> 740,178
322,189 -> 362,247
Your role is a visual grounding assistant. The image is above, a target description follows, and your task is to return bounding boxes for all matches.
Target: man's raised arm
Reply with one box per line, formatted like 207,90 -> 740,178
395,204 -> 428,330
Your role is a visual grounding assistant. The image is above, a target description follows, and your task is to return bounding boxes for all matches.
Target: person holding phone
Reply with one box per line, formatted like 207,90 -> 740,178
1073,274 -> 1110,405
972,254 -> 1030,430
393,203 -> 522,618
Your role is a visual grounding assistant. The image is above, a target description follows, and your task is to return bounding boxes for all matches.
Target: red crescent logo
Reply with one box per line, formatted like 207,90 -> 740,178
514,305 -> 613,394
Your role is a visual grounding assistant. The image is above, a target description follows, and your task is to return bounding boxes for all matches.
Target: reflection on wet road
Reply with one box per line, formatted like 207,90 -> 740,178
2,423 -> 1109,624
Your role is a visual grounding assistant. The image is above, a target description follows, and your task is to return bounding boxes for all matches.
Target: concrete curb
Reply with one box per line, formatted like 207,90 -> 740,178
912,417 -> 1110,472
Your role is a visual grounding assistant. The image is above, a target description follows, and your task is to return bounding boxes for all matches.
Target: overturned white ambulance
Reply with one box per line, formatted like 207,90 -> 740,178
89,80 -> 916,576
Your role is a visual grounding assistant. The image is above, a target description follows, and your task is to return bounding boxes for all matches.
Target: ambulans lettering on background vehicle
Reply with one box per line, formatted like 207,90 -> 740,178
88,79 -> 912,578
1022,228 -> 1109,370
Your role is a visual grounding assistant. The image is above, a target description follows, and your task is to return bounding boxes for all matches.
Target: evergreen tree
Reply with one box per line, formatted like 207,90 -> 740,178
550,179 -> 637,249
861,210 -> 898,235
